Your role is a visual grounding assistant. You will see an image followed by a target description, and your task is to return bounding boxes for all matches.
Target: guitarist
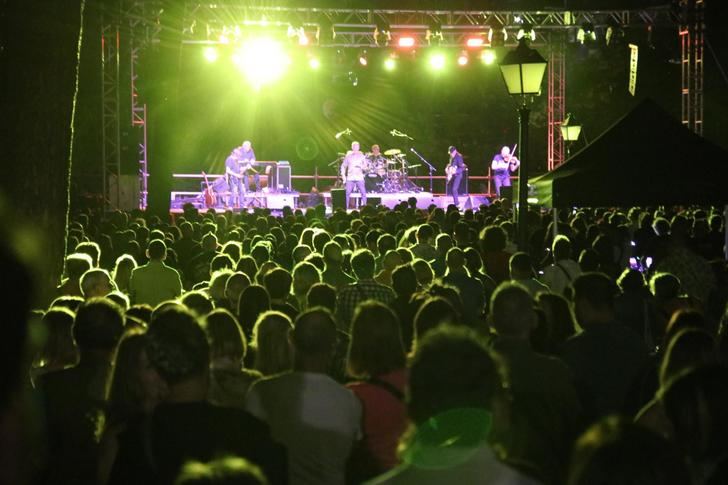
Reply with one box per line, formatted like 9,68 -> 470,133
239,140 -> 260,193
491,145 -> 520,198
225,146 -> 244,207
446,146 -> 467,207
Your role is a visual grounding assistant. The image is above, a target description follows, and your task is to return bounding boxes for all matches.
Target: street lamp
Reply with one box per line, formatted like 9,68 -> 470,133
499,37 -> 547,251
560,113 -> 582,158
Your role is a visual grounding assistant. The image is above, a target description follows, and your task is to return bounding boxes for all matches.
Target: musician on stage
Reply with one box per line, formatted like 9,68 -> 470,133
225,146 -> 244,207
446,146 -> 467,206
239,140 -> 260,193
491,145 -> 520,198
340,141 -> 367,208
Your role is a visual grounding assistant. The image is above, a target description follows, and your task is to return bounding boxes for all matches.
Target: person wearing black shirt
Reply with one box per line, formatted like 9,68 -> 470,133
446,146 -> 467,207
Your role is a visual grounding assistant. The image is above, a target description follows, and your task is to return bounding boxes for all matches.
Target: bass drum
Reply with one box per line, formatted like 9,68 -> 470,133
365,174 -> 384,193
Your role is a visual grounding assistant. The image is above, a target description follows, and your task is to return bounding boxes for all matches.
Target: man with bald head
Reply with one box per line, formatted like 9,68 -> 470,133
322,241 -> 355,290
341,141 -> 367,208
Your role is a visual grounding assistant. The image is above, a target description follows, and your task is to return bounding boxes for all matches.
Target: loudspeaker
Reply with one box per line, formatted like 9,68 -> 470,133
331,189 -> 346,210
276,161 -> 291,192
445,169 -> 469,196
500,186 -> 513,200
366,197 -> 381,206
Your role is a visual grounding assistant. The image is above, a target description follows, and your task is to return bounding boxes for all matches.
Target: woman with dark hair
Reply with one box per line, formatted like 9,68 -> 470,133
202,309 -> 261,408
112,254 -> 137,296
31,307 -> 78,383
251,311 -> 293,377
346,301 -> 407,476
237,284 -> 271,341
479,225 -> 511,284
98,329 -> 167,484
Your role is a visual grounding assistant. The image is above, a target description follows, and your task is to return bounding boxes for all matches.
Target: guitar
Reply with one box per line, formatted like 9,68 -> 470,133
240,160 -> 259,176
446,164 -> 458,182
201,171 -> 216,208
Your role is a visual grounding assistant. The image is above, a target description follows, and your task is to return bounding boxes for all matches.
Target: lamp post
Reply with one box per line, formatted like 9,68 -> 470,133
560,113 -> 582,158
499,37 -> 547,251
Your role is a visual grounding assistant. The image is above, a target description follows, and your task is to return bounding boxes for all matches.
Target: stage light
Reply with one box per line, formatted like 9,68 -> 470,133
398,36 -> 416,48
466,37 -> 485,48
219,34 -> 230,44
204,47 -> 218,62
358,49 -> 368,66
577,22 -> 597,44
427,21 -> 444,46
375,21 -> 391,47
457,51 -> 469,66
384,57 -> 396,71
235,38 -> 290,89
481,49 -> 496,65
487,19 -> 508,47
309,57 -> 321,69
517,23 -> 536,42
429,52 -> 446,70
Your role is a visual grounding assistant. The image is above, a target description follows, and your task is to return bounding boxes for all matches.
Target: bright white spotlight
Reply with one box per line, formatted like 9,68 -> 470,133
204,47 -> 218,62
309,57 -> 321,69
457,51 -> 469,66
429,52 -> 446,70
384,57 -> 396,71
235,38 -> 290,89
481,50 -> 496,65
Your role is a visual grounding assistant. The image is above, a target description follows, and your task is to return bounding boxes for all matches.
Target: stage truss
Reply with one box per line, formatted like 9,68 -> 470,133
101,2 -> 691,210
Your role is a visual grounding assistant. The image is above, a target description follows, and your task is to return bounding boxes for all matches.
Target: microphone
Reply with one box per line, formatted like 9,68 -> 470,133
390,130 -> 397,136
335,130 -> 346,139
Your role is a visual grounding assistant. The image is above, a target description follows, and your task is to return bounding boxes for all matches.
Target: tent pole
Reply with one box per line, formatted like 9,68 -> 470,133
553,208 -> 559,240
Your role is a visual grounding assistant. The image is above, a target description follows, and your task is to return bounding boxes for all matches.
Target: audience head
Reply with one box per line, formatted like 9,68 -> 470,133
263,268 -> 292,300
225,272 -> 251,309
392,264 -> 417,298
411,259 -> 434,289
202,309 -> 247,368
572,272 -> 618,327
659,328 -> 716,385
36,307 -> 78,369
73,297 -> 124,355
80,268 -> 115,299
413,296 -> 458,345
291,308 -> 338,370
350,249 -> 376,280
568,416 -> 690,485
181,290 -> 214,318
175,456 -> 268,485
490,282 -> 537,339
508,252 -> 534,280
552,235 -> 573,261
147,239 -> 167,261
65,252 -> 93,280
347,301 -> 405,379
252,311 -> 293,376
292,261 -> 321,300
306,283 -> 336,313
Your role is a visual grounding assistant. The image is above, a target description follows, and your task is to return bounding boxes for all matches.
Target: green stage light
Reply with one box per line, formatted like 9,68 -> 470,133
235,38 -> 290,89
429,52 -> 446,70
309,57 -> 321,69
384,57 -> 396,71
481,50 -> 496,65
204,47 -> 218,62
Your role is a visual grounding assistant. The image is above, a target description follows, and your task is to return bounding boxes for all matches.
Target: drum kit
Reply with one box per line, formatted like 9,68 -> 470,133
330,148 -> 422,193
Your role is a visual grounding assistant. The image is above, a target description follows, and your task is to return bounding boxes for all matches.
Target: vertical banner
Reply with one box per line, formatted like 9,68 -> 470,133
629,44 -> 639,96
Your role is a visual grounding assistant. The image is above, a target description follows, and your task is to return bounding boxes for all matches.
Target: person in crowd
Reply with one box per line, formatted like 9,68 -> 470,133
202,309 -> 261,409
57,252 -> 93,297
509,252 -> 550,297
346,302 -> 407,479
80,268 -> 115,299
390,264 -> 419,352
76,241 -> 102,268
540,235 -> 581,295
375,250 -> 402,288
369,326 -> 539,484
489,283 -> 583,484
306,282 -> 337,314
251,310 -> 293,377
189,233 -> 220,285
411,258 -> 434,290
561,272 -> 650,419
237,285 -> 271,340
479,225 -> 512,284
112,254 -> 137,295
224,272 -> 251,312
463,247 -> 497,308
322,241 -> 355,290
442,247 -> 485,325
208,269 -> 234,308
410,224 -> 438,262
128,239 -> 183,307
181,290 -> 214,318
246,308 -> 362,485
533,292 -> 578,355
292,261 -> 322,310
567,416 -> 690,485
336,249 -> 395,328
31,307 -> 78,383
109,307 -> 286,485
38,298 -> 125,484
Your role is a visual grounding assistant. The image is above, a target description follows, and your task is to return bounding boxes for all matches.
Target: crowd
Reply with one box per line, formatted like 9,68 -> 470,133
3,199 -> 728,485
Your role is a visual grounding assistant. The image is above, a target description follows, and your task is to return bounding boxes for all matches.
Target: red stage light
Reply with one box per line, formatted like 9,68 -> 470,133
466,37 -> 485,48
398,36 -> 416,48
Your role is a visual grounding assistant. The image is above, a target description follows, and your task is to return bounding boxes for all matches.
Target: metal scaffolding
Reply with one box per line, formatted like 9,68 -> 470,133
680,0 -> 705,136
101,11 -> 121,211
547,32 -> 566,171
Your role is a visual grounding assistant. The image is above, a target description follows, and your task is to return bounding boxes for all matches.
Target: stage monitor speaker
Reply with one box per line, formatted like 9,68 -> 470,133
331,189 -> 346,210
366,197 -> 381,207
276,161 -> 291,192
445,169 -> 469,196
500,186 -> 513,200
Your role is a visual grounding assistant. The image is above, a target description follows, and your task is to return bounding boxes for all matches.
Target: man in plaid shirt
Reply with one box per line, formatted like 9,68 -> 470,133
336,249 -> 396,330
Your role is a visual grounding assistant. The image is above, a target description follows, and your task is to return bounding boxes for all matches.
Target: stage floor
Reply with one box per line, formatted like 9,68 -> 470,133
169,190 -> 490,214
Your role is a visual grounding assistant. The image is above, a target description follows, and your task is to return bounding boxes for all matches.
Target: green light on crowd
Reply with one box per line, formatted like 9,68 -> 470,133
204,47 -> 218,62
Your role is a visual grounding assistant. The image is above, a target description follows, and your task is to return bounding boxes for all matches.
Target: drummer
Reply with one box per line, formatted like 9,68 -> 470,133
366,144 -> 386,174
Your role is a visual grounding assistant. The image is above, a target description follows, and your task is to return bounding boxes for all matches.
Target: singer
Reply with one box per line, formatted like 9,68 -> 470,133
340,141 -> 367,208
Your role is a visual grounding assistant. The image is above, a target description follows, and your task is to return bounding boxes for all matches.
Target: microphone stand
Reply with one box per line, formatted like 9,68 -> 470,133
410,147 -> 436,193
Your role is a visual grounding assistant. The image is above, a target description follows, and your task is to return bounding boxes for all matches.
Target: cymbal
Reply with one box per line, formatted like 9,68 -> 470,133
386,160 -> 399,165
384,148 -> 401,156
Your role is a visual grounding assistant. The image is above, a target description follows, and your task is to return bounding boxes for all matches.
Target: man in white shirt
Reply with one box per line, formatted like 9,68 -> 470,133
245,308 -> 362,485
541,235 -> 581,295
491,145 -> 520,198
340,141 -> 367,208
